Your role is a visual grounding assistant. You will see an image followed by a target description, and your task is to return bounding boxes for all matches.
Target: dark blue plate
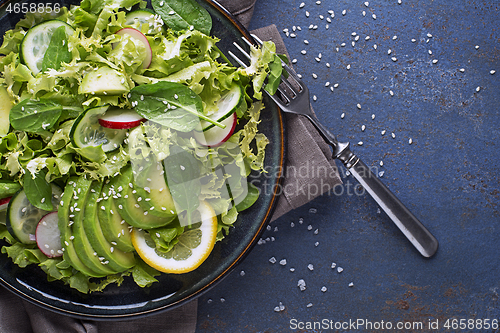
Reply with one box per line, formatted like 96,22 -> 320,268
0,0 -> 285,319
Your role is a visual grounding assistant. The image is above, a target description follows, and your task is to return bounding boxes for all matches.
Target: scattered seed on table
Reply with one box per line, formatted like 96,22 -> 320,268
459,68 -> 465,72
352,41 -> 356,47
342,9 -> 347,15
381,130 -> 386,135
391,132 -> 396,138
313,95 -> 317,101
297,26 -> 302,31
327,17 -> 331,23
315,57 -> 321,62
330,86 -> 334,91
372,114 -> 376,119
379,170 -> 385,177
357,103 -> 362,109
346,64 -> 351,70
372,14 -> 377,19
388,49 -> 392,55
312,73 -> 318,78
365,35 -> 371,40
341,42 -> 346,47
290,33 -> 296,38
305,11 -> 310,17
432,59 -> 439,64
364,1 -> 369,6
326,62 -> 331,67
362,10 -> 366,17
389,90 -> 394,96
292,58 -> 297,64
392,57 -> 398,62
306,303 -> 313,308
303,39 -> 309,44
409,138 -> 413,144
380,161 -> 384,166
341,113 -> 345,119
476,86 -> 481,92
373,44 -> 378,49
297,74 -> 302,78
361,125 -> 366,131
319,14 -> 324,20
299,2 -> 305,8
398,0 -> 402,4
490,70 -> 496,75
316,0 -> 321,4
334,83 -> 339,88
475,45 -> 480,49
325,24 -> 329,29
358,141 -> 364,146
428,50 -> 433,55
427,33 -> 433,38
301,50 -> 307,54
411,38 -> 417,42
325,81 -> 330,87
348,282 -> 354,287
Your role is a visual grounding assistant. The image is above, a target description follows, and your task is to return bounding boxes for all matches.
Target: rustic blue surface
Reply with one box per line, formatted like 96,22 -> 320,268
197,0 -> 500,331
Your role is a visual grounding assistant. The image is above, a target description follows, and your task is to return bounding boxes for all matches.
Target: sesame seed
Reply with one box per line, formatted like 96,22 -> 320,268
313,95 -> 317,101
299,2 -> 305,8
432,59 -> 439,64
303,40 -> 309,45
372,14 -> 377,19
411,38 -> 417,43
428,49 -> 433,55
341,113 -> 345,119
357,103 -> 362,109
459,68 -> 465,72
371,114 -> 376,120
391,57 -> 398,62
388,49 -> 392,55
393,35 -> 398,40
476,86 -> 481,92
475,45 -> 479,49
364,1 -> 369,6
427,33 -> 433,38
346,64 -> 351,70
391,132 -> 396,138
305,11 -> 309,17
312,73 -> 318,79
373,44 -> 378,50
349,282 -> 354,287
301,50 -> 307,55
361,125 -> 366,131
490,70 -> 496,75
381,130 -> 386,135
342,9 -> 346,15
409,138 -> 413,144
358,141 -> 364,146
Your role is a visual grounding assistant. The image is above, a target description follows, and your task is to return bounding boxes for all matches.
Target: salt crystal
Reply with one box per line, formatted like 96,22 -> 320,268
309,208 -> 317,213
337,267 -> 344,273
269,257 -> 277,264
280,259 -> 287,265
321,286 -> 328,292
308,264 -> 314,271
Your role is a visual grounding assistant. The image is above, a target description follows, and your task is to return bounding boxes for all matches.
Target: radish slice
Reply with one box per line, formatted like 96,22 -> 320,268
194,113 -> 237,147
35,212 -> 63,258
116,28 -> 152,69
0,197 -> 11,211
98,108 -> 145,129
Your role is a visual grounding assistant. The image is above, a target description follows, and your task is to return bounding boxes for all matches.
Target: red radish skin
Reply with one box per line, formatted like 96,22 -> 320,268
194,113 -> 237,147
35,212 -> 63,258
116,28 -> 152,69
99,109 -> 146,129
0,197 -> 10,210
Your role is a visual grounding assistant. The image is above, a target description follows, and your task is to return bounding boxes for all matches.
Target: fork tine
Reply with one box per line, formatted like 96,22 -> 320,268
228,50 -> 248,68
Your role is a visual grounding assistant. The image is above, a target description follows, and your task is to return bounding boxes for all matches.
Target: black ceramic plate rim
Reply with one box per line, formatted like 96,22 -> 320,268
0,0 -> 285,319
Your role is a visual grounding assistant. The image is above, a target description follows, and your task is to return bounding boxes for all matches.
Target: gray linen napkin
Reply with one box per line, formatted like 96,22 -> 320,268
0,2 -> 341,332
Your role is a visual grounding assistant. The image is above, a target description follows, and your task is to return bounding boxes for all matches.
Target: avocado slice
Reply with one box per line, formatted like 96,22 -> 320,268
71,176 -> 117,276
98,181 -> 134,253
84,180 -> 135,272
78,66 -> 130,95
58,180 -> 107,278
113,166 -> 174,229
133,159 -> 177,220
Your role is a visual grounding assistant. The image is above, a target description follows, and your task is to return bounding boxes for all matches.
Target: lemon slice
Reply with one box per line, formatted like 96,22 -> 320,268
131,200 -> 218,274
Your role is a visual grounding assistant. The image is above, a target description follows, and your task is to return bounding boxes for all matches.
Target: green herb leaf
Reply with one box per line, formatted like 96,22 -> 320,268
130,81 -> 205,132
23,169 -> 54,211
9,99 -> 63,133
41,25 -> 72,72
163,145 -> 201,223
152,0 -> 212,35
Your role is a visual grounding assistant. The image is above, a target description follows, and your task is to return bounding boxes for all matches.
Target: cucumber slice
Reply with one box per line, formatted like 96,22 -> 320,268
125,10 -> 156,32
20,20 -> 75,75
199,84 -> 243,131
6,184 -> 62,244
70,105 -> 127,153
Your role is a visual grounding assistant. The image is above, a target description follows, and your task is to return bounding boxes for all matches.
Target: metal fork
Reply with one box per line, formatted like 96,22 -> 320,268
229,35 -> 439,258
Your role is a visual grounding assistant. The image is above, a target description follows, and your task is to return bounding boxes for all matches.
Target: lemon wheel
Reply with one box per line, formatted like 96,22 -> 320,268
131,200 -> 218,274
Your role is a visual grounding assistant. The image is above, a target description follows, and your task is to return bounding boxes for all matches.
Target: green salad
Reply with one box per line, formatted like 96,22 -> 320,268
0,0 -> 283,293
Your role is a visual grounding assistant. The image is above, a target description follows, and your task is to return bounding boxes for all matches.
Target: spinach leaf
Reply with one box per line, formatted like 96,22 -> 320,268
23,169 -> 54,211
9,99 -> 63,133
130,81 -> 208,132
41,25 -> 72,73
163,145 -> 201,225
152,0 -> 212,35
235,182 -> 260,212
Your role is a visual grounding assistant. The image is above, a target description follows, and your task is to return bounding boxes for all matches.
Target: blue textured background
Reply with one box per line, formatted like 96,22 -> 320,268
197,0 -> 500,331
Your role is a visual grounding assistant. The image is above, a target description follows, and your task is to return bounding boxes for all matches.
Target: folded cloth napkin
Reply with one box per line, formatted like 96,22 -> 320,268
0,1 -> 342,332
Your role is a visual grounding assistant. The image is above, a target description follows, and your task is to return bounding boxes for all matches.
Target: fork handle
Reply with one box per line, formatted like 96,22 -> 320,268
337,148 -> 439,258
